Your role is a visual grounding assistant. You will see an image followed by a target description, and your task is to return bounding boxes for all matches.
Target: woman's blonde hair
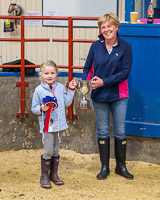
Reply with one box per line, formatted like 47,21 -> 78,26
98,13 -> 120,31
39,60 -> 58,80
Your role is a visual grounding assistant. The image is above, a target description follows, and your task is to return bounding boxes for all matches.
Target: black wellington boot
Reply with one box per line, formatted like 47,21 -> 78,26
115,138 -> 134,179
96,138 -> 110,180
50,155 -> 64,185
40,156 -> 51,189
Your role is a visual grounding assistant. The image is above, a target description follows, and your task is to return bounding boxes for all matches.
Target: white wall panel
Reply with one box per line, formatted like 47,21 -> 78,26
119,0 -> 125,22
0,0 -> 125,68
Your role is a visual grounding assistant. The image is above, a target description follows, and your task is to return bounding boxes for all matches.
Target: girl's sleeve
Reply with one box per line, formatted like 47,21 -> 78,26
31,90 -> 42,115
63,86 -> 75,107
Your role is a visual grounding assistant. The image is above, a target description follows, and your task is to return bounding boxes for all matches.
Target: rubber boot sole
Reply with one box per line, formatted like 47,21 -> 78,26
115,169 -> 134,180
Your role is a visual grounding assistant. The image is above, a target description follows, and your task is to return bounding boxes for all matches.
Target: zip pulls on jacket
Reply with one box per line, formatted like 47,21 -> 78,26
41,82 -> 61,143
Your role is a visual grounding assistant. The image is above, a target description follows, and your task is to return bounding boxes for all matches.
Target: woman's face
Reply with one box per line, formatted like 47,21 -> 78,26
100,20 -> 118,41
41,66 -> 58,84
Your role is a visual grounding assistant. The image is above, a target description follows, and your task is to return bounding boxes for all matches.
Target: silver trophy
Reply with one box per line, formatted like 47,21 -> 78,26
76,80 -> 91,110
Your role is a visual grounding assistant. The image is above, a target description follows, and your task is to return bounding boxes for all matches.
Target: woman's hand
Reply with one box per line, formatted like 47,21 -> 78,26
91,76 -> 104,89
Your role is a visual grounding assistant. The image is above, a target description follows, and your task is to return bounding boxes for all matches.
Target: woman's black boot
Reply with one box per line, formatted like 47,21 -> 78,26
115,138 -> 134,179
97,138 -> 110,180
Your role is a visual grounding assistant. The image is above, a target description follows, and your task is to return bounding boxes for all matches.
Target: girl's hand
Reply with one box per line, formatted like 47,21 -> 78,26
69,79 -> 77,89
42,104 -> 49,112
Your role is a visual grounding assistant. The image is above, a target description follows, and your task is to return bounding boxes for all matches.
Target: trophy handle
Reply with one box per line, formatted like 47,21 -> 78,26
74,79 -> 81,94
89,79 -> 93,90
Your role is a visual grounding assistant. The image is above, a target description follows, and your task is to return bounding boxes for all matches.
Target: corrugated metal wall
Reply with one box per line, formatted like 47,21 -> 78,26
0,0 -> 125,67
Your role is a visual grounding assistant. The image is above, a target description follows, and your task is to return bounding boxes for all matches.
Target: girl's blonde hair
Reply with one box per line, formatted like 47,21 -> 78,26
39,60 -> 58,80
98,13 -> 120,31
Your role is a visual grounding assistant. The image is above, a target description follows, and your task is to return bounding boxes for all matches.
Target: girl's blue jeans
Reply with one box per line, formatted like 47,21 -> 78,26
92,98 -> 128,140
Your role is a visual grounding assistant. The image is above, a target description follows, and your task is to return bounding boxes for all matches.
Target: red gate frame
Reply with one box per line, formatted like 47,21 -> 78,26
0,15 -> 98,119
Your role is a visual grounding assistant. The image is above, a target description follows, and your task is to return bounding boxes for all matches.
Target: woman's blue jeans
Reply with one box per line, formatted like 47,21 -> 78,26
92,98 -> 128,140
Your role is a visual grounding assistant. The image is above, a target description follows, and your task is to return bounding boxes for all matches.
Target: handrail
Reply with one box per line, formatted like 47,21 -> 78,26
0,15 -> 98,119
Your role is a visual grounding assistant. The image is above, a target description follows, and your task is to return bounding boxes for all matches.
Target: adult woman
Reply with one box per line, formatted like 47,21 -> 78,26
82,13 -> 134,180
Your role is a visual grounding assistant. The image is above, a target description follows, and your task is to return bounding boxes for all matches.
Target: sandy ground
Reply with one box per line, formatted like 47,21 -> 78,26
0,149 -> 159,200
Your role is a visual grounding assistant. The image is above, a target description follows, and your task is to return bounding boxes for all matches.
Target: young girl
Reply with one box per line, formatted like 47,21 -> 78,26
31,60 -> 77,189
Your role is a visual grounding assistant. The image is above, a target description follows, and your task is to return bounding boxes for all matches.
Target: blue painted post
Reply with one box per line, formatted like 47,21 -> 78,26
125,0 -> 135,21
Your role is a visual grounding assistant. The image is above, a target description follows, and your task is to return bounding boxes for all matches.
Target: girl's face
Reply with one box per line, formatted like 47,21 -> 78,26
41,65 -> 58,84
100,21 -> 118,41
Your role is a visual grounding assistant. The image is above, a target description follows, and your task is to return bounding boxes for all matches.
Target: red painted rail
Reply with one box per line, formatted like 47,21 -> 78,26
0,15 -> 98,119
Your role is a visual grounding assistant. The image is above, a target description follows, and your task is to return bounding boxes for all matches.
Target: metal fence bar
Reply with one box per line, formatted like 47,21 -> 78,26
0,15 -> 98,119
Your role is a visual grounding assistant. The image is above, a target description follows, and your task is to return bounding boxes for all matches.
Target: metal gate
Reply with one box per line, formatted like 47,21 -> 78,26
0,15 -> 98,119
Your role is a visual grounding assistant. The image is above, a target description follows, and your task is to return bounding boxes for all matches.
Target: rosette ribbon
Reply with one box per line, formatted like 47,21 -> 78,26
42,96 -> 58,133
